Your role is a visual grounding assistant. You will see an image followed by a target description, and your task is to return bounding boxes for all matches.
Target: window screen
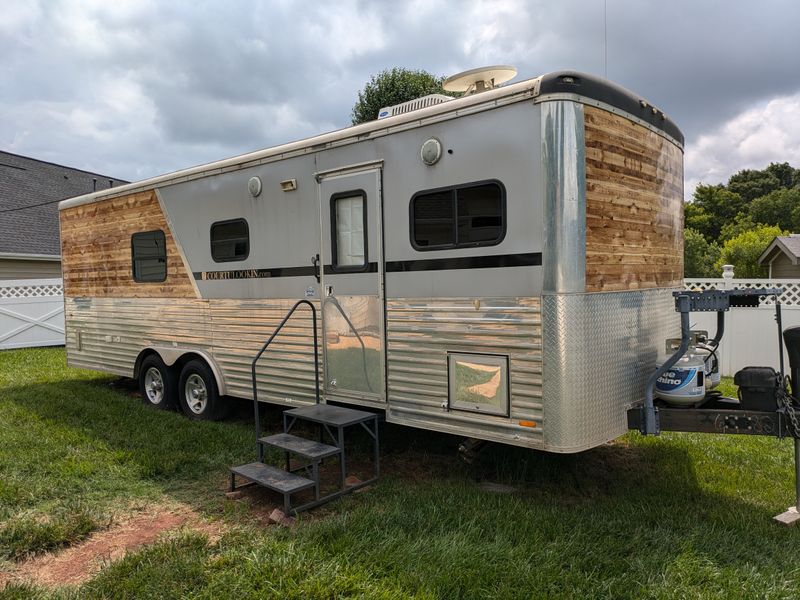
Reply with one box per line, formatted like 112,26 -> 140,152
131,230 -> 167,282
411,181 -> 505,250
210,219 -> 249,262
332,191 -> 366,269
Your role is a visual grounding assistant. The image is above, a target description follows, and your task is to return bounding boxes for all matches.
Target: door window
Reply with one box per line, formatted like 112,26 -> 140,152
331,191 -> 367,270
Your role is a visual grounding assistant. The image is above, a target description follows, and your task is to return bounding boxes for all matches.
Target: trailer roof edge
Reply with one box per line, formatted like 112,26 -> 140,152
59,71 -> 683,210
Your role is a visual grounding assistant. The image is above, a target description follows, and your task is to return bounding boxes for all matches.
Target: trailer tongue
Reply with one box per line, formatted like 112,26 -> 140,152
628,288 -> 800,525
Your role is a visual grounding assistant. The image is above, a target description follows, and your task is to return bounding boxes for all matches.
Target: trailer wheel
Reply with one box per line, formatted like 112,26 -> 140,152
139,354 -> 177,409
178,360 -> 227,420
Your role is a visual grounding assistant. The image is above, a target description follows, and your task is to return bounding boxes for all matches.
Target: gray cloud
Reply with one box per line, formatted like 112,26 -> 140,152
1,0 -> 799,192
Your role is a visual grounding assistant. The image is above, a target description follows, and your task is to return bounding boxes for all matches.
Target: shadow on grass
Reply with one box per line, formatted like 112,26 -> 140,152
5,375 -> 800,586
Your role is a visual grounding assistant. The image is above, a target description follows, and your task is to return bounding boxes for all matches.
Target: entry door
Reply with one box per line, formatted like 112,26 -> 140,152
318,167 -> 385,403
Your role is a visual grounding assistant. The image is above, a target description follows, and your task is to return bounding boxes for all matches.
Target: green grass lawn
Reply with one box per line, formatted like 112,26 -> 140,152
2,347 -> 800,599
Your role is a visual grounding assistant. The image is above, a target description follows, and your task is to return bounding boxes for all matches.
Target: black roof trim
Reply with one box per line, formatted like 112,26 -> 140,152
538,71 -> 684,146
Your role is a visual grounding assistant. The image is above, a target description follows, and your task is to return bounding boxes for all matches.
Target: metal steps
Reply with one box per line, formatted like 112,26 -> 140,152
259,432 -> 341,460
283,404 -> 378,427
230,403 -> 380,514
230,462 -> 315,494
230,300 -> 379,515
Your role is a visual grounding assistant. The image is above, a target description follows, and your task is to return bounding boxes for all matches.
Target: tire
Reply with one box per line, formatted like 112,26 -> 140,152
178,360 -> 228,420
139,354 -> 178,410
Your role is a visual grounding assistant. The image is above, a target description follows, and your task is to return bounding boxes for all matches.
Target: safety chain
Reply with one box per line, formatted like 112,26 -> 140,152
776,374 -> 800,438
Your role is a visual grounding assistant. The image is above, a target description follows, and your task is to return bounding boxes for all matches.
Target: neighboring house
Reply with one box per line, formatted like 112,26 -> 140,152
0,150 -> 128,280
758,235 -> 800,278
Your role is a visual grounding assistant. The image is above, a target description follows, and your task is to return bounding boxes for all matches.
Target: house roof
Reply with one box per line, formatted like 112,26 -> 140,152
758,235 -> 800,266
0,151 -> 128,257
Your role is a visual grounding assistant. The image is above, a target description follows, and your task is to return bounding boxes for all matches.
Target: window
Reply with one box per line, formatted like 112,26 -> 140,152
131,230 -> 167,282
210,219 -> 249,262
411,180 -> 505,250
448,352 -> 510,416
331,191 -> 367,270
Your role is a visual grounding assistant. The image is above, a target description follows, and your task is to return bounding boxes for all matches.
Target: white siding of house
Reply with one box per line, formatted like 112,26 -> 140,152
0,259 -> 62,280
769,253 -> 800,279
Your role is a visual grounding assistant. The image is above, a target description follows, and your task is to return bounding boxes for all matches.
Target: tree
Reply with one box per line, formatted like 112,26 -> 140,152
351,68 -> 451,125
719,213 -> 757,242
727,168 -> 782,202
687,184 -> 745,241
748,187 -> 800,232
766,162 -> 798,189
714,224 -> 785,278
684,228 -> 721,277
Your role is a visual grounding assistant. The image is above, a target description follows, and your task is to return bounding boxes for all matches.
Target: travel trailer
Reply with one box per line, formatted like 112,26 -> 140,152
59,68 -> 684,454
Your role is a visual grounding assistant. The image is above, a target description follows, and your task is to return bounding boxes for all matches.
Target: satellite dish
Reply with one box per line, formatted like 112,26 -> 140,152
443,65 -> 517,94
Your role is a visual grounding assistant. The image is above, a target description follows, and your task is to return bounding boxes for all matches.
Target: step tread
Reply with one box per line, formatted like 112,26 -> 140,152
230,462 -> 315,494
284,403 -> 377,427
259,433 -> 341,459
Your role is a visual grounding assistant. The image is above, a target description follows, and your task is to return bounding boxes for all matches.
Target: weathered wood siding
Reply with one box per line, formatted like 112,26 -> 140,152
584,106 -> 684,292
60,190 -> 196,298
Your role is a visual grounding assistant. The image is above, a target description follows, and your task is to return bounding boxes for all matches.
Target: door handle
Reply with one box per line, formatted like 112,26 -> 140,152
312,254 -> 320,283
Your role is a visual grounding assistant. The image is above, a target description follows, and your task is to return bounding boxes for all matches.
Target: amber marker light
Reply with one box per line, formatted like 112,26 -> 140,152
519,420 -> 537,428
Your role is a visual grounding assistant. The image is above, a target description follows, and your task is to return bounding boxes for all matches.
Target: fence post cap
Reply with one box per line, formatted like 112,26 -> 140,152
722,265 -> 734,278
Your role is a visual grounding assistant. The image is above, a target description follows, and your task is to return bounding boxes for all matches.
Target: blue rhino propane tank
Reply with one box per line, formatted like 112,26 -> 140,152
692,330 -> 721,390
655,338 -> 707,406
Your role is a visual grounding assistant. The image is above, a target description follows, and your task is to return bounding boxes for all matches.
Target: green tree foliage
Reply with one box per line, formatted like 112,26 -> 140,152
748,187 -> 800,232
766,162 -> 798,188
684,228 -> 721,277
683,162 -> 799,276
686,185 -> 745,241
714,224 -> 785,278
727,168 -> 783,202
351,68 -> 450,125
719,213 -> 757,242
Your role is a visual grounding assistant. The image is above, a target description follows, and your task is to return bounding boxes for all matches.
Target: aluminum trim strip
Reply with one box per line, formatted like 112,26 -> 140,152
541,101 -> 586,294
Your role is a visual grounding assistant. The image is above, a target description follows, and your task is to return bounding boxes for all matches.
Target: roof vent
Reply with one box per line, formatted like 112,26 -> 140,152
377,94 -> 454,120
443,65 -> 517,95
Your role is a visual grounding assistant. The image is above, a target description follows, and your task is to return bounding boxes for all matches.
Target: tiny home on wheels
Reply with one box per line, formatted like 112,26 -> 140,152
59,68 -> 684,454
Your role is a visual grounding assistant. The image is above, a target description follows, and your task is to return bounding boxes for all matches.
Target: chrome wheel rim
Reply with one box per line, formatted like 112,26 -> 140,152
185,374 -> 208,414
144,367 -> 164,405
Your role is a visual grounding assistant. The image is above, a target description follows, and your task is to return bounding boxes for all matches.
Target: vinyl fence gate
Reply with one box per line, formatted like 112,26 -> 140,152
0,278 -> 65,350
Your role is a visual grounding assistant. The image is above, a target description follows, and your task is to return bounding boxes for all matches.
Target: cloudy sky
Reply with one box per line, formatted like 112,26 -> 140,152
2,0 -> 799,197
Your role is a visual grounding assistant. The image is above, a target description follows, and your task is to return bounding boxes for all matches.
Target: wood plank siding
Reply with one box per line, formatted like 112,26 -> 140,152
584,106 -> 684,292
60,190 -> 196,298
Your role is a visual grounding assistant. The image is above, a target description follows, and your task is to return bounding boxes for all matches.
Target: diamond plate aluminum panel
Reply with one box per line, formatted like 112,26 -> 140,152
541,289 -> 679,452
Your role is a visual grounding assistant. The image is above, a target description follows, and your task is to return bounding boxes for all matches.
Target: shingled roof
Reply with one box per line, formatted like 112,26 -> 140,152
0,151 -> 128,257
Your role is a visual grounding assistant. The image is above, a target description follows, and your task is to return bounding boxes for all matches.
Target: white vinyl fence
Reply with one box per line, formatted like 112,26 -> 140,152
0,279 -> 65,350
685,271 -> 800,376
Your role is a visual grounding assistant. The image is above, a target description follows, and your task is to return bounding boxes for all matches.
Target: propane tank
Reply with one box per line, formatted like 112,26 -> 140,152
655,338 -> 707,406
692,330 -> 721,390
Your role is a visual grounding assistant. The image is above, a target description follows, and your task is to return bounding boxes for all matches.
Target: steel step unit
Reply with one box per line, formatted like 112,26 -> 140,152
229,299 -> 380,514
230,403 -> 380,514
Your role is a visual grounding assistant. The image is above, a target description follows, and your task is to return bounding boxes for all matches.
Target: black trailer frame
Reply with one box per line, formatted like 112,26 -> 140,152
628,287 -> 800,525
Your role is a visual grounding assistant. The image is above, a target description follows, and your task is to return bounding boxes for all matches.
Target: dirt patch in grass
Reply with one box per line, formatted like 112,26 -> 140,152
0,502 -> 225,589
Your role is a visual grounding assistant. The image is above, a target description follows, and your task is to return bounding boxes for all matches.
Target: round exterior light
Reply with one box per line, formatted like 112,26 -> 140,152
420,138 -> 443,166
248,176 -> 262,197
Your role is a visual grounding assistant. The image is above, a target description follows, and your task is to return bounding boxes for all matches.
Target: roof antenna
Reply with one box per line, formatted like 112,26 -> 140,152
604,0 -> 608,78
443,65 -> 517,95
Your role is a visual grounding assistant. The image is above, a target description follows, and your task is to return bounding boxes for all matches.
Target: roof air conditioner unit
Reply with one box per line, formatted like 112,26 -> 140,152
377,94 -> 453,120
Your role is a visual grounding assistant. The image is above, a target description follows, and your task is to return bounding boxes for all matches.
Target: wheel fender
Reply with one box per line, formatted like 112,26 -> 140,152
140,347 -> 227,396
